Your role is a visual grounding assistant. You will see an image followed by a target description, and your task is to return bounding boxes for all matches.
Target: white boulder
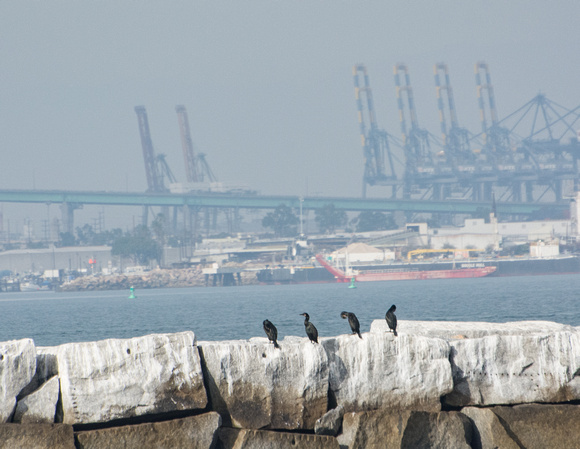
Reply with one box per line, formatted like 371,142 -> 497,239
199,336 -> 328,430
371,319 -> 576,339
14,375 -> 60,424
19,350 -> 58,399
0,339 -> 36,422
46,331 -> 207,424
371,320 -> 580,406
445,330 -> 580,406
322,332 -> 453,412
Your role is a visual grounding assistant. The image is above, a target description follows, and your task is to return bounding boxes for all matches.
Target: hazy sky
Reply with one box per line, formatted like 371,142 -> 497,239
1,1 -> 580,231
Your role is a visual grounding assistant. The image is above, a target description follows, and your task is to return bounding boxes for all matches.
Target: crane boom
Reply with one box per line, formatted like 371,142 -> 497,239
353,64 -> 398,196
175,105 -> 199,183
434,63 -> 471,157
475,62 -> 499,134
134,106 -> 163,192
394,63 -> 419,142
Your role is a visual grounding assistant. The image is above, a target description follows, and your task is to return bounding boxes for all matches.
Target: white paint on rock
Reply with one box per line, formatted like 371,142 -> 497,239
321,332 -> 453,412
0,339 -> 36,422
199,336 -> 328,430
46,331 -> 207,424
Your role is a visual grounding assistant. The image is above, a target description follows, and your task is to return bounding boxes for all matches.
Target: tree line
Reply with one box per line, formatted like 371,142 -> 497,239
262,204 -> 397,237
41,204 -> 396,265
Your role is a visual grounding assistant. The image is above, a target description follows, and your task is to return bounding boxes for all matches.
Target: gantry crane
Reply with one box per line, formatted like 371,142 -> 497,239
353,64 -> 398,198
134,106 -> 164,193
394,64 -> 434,170
394,63 -> 448,199
175,105 -> 199,183
175,105 -> 223,236
474,62 -> 534,202
351,62 -> 580,209
135,106 -> 178,228
474,62 -> 512,158
491,93 -> 580,201
434,63 -> 496,201
434,63 -> 471,159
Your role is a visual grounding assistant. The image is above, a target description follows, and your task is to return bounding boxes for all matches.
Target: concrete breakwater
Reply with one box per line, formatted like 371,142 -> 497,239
1,321 -> 580,448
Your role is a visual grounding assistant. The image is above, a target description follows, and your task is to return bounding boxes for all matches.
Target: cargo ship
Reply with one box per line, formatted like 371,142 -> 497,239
256,254 -> 580,284
314,254 -> 496,282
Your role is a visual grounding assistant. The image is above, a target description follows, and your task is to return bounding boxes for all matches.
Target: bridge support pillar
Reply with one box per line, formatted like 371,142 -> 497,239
60,202 -> 80,235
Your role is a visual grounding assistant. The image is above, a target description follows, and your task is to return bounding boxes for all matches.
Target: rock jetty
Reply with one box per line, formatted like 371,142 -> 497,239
59,267 -> 258,291
2,320 -> 580,448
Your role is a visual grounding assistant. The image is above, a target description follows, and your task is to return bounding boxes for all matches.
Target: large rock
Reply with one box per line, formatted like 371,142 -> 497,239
75,412 -> 221,449
18,350 -> 58,399
370,319 -> 576,339
445,331 -> 580,406
461,406 -> 520,449
46,331 -> 207,424
0,423 -> 75,449
400,411 -> 473,449
372,320 -> 580,407
322,332 -> 453,412
0,339 -> 36,422
337,410 -> 412,449
13,376 -> 60,424
219,428 -> 340,449
491,403 -> 580,449
199,336 -> 328,430
314,405 -> 344,436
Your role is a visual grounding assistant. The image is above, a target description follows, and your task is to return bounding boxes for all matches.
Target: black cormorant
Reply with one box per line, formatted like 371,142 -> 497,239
386,304 -> 397,336
341,311 -> 362,339
300,313 -> 318,343
263,319 -> 280,349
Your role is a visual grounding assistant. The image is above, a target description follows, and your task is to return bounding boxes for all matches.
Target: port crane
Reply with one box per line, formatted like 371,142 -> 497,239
354,61 -> 580,212
175,105 -> 199,183
434,63 -> 472,161
134,106 -> 165,193
394,63 -> 444,200
353,64 -> 398,198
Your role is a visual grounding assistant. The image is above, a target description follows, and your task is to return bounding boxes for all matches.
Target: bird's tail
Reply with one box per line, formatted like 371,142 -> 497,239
357,332 -> 362,339
274,341 -> 280,349
393,330 -> 398,337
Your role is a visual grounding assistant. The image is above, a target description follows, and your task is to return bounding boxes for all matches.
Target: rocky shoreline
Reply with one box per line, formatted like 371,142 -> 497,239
59,267 -> 259,291
1,320 -> 580,448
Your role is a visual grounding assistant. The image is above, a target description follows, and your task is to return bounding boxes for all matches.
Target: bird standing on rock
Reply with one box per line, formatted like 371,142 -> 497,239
263,319 -> 280,349
300,313 -> 318,343
341,311 -> 362,339
386,305 -> 398,336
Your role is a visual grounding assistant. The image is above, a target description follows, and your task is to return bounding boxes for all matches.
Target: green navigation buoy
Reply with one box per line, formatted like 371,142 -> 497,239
348,276 -> 357,289
128,286 -> 136,299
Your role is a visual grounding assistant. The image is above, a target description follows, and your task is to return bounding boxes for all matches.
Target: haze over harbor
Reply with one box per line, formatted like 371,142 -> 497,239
1,1 -> 580,231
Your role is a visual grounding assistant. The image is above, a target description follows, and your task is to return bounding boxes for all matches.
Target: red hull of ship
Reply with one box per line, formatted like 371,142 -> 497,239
315,255 -> 496,282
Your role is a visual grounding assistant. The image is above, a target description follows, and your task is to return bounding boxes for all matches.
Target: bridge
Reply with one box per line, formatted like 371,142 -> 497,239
0,189 -> 568,233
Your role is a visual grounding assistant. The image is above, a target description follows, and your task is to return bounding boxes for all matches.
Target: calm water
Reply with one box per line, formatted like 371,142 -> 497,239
1,274 -> 580,347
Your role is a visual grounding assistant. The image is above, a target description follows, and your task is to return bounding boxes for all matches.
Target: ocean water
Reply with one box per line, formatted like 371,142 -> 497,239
1,273 -> 580,347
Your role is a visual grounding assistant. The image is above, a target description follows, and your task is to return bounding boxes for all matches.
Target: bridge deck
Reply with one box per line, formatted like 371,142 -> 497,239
0,189 -> 568,216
